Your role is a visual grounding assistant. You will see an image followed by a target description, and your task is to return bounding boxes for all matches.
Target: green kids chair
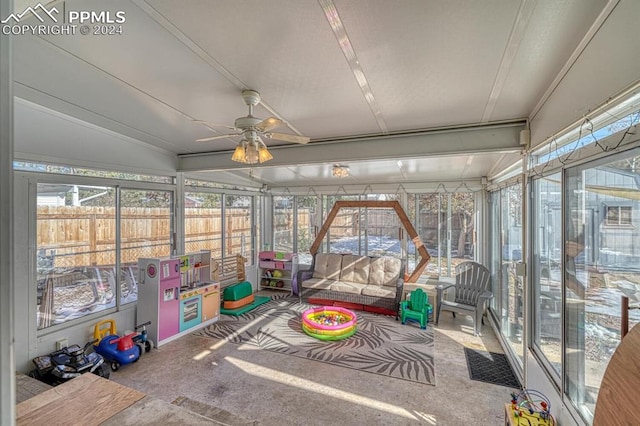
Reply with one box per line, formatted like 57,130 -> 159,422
400,288 -> 433,329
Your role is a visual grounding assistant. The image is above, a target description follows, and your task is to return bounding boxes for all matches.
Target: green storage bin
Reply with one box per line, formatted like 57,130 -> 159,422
222,281 -> 253,301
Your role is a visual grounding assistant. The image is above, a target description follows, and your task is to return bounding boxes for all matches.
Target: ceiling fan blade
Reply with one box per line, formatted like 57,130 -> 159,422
192,120 -> 237,131
265,132 -> 310,144
255,117 -> 283,132
196,133 -> 239,142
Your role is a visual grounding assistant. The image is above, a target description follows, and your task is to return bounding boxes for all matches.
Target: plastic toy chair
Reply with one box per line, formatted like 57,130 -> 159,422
400,288 -> 432,329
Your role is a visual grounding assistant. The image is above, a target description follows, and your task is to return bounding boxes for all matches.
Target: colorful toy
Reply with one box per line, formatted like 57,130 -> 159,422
220,281 -> 270,316
400,288 -> 432,329
93,319 -> 141,371
508,389 -> 556,425
28,338 -> 110,385
132,321 -> 154,353
123,321 -> 155,355
301,306 -> 357,341
222,281 -> 255,309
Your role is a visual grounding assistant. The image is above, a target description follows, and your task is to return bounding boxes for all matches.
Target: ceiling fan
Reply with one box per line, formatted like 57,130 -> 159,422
195,90 -> 310,145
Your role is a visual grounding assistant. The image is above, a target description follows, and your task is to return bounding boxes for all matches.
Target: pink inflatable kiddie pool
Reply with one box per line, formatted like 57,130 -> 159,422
301,306 -> 357,341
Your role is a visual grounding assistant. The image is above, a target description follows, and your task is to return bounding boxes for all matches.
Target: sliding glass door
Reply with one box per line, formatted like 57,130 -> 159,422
488,183 -> 524,367
531,174 -> 562,377
564,151 -> 640,422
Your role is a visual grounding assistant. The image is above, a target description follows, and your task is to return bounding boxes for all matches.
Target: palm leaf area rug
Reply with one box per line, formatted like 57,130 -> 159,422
194,296 -> 436,385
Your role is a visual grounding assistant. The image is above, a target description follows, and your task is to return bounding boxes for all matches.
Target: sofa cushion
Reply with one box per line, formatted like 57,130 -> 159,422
369,257 -> 402,287
361,285 -> 397,299
330,281 -> 367,295
312,253 -> 343,280
340,255 -> 371,284
300,277 -> 334,290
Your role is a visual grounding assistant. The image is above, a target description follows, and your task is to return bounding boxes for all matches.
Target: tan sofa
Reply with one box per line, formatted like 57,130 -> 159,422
297,253 -> 404,316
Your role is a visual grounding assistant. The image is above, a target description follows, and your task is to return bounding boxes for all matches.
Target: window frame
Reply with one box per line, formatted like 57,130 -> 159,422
604,205 -> 633,226
529,171 -> 563,388
23,170 -> 176,335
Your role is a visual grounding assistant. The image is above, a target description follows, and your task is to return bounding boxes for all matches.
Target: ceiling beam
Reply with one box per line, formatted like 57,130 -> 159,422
481,0 -> 538,122
178,121 -> 525,172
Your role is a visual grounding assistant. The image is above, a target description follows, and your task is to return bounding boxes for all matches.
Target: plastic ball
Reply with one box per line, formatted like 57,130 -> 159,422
272,270 -> 283,278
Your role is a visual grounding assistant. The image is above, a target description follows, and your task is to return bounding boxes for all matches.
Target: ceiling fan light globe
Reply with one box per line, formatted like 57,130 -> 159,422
231,142 -> 246,163
258,145 -> 273,163
332,165 -> 350,178
245,142 -> 259,164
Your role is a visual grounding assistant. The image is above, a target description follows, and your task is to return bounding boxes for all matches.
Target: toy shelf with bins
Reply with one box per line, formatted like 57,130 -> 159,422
258,251 -> 298,294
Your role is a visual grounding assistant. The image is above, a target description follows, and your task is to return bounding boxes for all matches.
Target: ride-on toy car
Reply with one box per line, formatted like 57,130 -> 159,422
93,319 -> 141,371
131,321 -> 154,354
28,339 -> 110,385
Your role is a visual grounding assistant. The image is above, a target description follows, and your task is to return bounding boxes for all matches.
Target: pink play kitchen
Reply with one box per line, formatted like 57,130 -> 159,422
137,250 -> 220,346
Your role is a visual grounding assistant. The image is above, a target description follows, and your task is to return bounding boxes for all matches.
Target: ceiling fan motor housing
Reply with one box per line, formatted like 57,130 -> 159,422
195,89 -> 309,144
241,90 -> 261,106
234,116 -> 263,130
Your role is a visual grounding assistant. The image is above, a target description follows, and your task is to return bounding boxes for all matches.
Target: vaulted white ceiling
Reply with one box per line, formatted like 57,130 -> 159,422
13,0 -> 637,189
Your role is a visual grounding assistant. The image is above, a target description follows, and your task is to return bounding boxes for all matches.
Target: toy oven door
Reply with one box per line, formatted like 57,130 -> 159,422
179,295 -> 202,332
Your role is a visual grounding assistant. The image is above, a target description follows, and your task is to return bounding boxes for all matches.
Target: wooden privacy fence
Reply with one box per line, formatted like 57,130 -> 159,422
37,205 -> 465,268
37,206 -> 252,268
274,208 -> 423,243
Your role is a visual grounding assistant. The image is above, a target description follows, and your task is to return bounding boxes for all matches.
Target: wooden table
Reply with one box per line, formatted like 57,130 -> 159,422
16,373 -> 145,426
593,322 -> 640,425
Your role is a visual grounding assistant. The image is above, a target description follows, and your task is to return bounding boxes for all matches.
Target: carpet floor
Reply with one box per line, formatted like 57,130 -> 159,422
194,296 -> 436,385
464,347 -> 520,388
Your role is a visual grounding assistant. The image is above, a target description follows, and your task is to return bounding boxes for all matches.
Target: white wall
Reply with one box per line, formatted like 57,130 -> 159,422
14,98 -> 177,175
530,0 -> 640,148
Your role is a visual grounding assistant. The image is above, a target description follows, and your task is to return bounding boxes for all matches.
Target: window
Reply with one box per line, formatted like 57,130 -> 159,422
36,183 -> 116,328
361,194 -> 403,260
324,194 -> 359,254
531,93 -> 640,167
605,205 -> 632,226
412,193 -> 444,274
273,195 -> 294,252
501,184 -> 524,365
224,195 -> 254,264
36,183 -> 175,328
119,189 -> 173,305
532,174 -> 562,377
184,191 -> 223,257
321,194 -> 407,259
15,161 -> 172,183
488,184 -> 524,370
564,151 -> 640,423
273,191 -> 475,275
296,196 -> 318,265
